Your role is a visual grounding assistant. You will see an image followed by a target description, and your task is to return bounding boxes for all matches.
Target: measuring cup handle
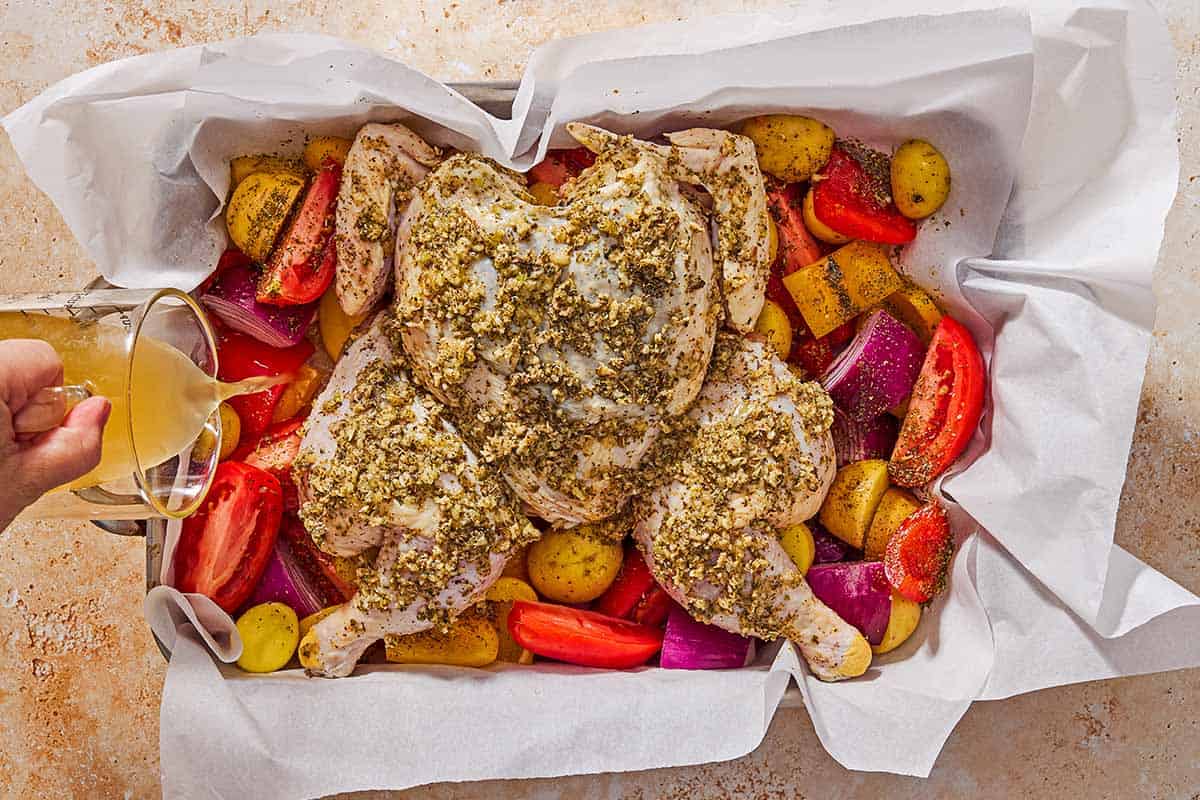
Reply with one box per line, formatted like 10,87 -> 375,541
13,384 -> 94,435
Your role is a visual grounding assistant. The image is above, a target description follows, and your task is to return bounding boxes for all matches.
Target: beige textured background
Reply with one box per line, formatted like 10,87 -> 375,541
0,2 -> 1196,798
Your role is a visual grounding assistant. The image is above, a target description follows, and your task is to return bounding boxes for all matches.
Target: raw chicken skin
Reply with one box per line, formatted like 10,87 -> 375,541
632,334 -> 872,681
293,315 -> 536,677
393,138 -> 721,525
334,123 -> 441,317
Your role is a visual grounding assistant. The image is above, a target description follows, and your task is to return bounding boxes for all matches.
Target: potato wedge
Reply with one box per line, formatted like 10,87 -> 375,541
778,522 -> 816,575
384,616 -> 499,668
864,487 -> 921,560
818,459 -> 890,549
303,135 -> 353,170
754,299 -> 793,361
872,592 -> 922,654
225,171 -> 306,262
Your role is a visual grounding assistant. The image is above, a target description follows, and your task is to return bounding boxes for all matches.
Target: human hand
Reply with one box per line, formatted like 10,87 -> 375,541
0,339 -> 111,531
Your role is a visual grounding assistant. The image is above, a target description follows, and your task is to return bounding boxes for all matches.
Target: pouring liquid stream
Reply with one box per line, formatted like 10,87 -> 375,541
0,313 -> 284,492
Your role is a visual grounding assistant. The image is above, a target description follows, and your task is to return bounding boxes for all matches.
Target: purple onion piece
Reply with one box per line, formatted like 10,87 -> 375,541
806,561 -> 893,645
821,309 -> 924,422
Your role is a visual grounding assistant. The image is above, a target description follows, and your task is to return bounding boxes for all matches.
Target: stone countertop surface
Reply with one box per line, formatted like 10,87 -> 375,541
0,2 -> 1196,798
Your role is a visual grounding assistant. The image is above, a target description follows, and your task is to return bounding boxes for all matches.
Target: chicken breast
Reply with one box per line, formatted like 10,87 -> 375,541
568,123 -> 772,333
293,315 -> 537,677
393,141 -> 721,525
632,334 -> 871,681
334,123 -> 441,317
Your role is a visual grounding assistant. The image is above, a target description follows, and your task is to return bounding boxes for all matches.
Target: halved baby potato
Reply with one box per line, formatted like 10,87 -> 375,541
818,459 -> 891,549
303,135 -> 353,170
864,487 -> 921,560
225,171 -> 306,262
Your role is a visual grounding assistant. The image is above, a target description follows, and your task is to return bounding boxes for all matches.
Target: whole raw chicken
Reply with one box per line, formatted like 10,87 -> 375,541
393,123 -> 771,525
334,122 -> 442,317
633,334 -> 871,681
293,315 -> 537,677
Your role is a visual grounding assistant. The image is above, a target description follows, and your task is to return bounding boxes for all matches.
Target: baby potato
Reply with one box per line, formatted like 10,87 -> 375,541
303,135 -> 353,170
500,543 -> 532,583
485,577 -> 538,664
741,115 -> 835,183
864,487 -> 921,561
225,170 -> 306,262
818,459 -> 891,549
527,526 -> 623,603
298,605 -> 340,637
754,299 -> 794,361
229,155 -> 305,187
802,188 -> 851,245
891,139 -> 951,219
384,616 -> 499,668
778,522 -> 816,575
872,592 -> 922,654
236,602 -> 300,673
766,214 -> 780,264
217,402 -> 241,460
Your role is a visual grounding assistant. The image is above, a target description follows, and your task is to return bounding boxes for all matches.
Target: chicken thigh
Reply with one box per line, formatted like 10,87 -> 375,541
393,125 -> 769,525
334,123 -> 441,316
293,315 -> 537,677
632,334 -> 871,681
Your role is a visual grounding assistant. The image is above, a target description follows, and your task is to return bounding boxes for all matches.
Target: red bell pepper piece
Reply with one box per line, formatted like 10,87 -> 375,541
257,159 -> 341,306
594,547 -> 657,619
216,327 -> 314,440
812,145 -> 917,245
888,316 -> 985,487
631,586 -> 673,627
507,600 -> 664,669
527,147 -> 596,188
884,503 -> 954,603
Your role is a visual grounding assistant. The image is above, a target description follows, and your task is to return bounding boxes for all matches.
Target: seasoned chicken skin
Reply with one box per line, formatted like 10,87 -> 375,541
293,315 -> 537,677
334,123 -> 441,317
568,124 -> 772,333
393,133 -> 724,525
632,334 -> 871,681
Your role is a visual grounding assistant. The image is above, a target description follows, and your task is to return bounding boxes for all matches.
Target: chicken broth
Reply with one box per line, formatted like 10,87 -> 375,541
0,313 -> 281,492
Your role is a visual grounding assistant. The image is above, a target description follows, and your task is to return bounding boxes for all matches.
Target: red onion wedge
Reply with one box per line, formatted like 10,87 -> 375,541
659,604 -> 756,670
244,535 -> 326,619
831,407 -> 899,468
810,520 -> 855,564
820,309 -> 924,422
202,259 -> 317,348
806,561 -> 892,645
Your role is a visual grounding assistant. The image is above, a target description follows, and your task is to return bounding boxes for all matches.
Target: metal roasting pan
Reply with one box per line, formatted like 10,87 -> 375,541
89,82 -> 809,707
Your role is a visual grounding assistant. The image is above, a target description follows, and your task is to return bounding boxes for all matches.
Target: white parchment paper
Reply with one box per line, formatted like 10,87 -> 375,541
5,2 -> 1197,795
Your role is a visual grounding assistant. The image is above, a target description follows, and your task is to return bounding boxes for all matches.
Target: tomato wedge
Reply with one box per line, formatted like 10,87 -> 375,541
813,145 -> 917,245
767,182 -> 823,274
884,502 -> 953,603
216,327 -> 314,440
279,515 -> 355,604
174,461 -> 283,613
236,418 -> 305,511
257,159 -> 342,306
631,586 -> 673,626
889,316 -> 985,487
527,147 -> 596,188
507,600 -> 664,669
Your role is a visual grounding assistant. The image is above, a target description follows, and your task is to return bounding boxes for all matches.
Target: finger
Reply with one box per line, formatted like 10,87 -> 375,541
15,396 -> 111,497
0,340 -> 64,412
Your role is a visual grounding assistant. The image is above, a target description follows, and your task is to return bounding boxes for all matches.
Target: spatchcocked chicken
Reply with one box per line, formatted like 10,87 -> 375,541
296,123 -> 866,680
393,123 -> 770,526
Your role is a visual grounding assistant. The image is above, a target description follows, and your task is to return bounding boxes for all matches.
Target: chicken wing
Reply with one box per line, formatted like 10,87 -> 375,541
334,123 -> 441,317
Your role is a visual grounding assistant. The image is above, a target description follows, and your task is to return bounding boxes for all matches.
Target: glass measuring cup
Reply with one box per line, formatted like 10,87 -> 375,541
0,288 -> 221,521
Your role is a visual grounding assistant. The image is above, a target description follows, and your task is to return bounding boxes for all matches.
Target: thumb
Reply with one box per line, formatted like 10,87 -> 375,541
16,396 -> 111,498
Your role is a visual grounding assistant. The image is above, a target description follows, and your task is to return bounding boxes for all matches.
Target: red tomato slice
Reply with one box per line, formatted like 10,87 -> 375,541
279,515 -> 355,604
527,147 -> 596,188
257,160 -> 341,306
889,316 -> 985,487
216,327 -> 314,440
884,503 -> 953,603
507,600 -> 664,669
237,418 -> 305,511
174,461 -> 283,613
593,547 -> 658,619
812,145 -> 917,245
767,182 -> 823,274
